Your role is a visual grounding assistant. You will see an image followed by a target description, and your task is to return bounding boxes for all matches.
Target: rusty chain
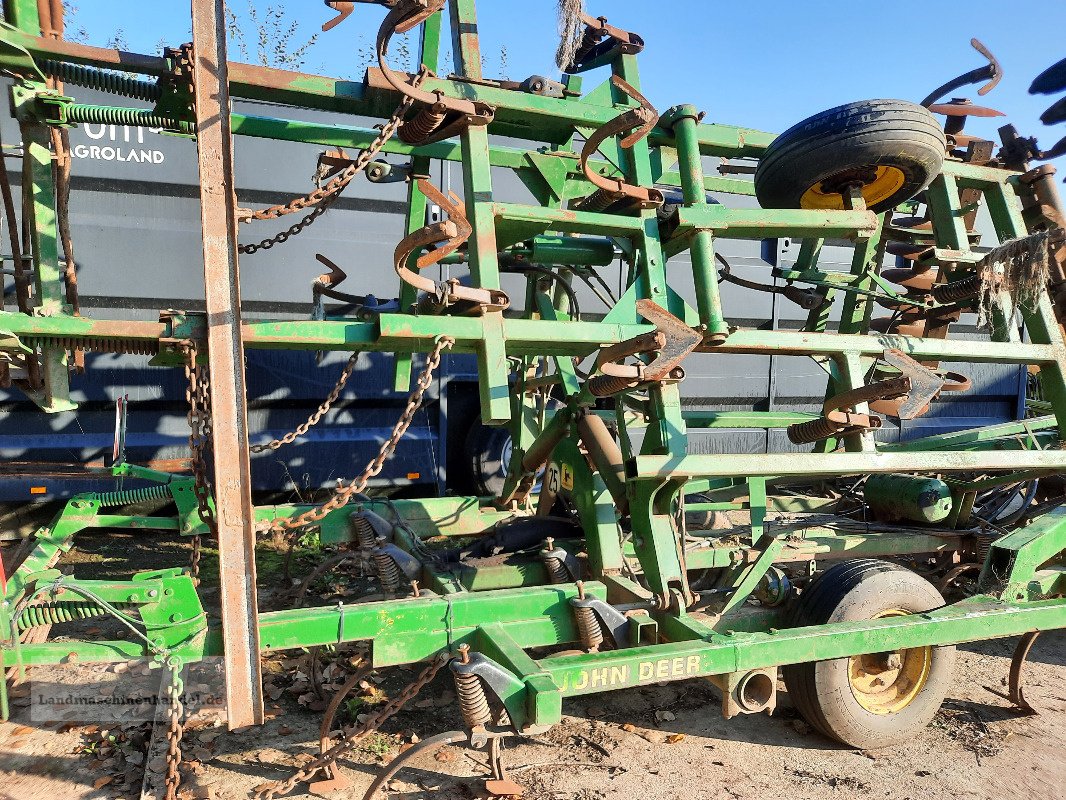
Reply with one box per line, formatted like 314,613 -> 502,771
163,660 -> 186,800
250,351 -> 360,453
238,69 -> 429,255
181,341 -> 215,582
257,336 -> 454,535
253,652 -> 449,800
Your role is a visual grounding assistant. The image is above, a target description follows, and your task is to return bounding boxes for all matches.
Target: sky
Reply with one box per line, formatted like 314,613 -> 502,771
67,1 -> 1066,168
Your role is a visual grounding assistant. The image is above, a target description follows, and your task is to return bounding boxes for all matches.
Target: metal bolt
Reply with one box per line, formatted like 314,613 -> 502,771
410,580 -> 420,597
576,581 -> 586,599
458,643 -> 471,665
147,589 -> 159,598
544,537 -> 555,550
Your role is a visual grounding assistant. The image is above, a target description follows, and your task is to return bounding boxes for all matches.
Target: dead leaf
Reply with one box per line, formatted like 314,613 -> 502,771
93,776 -> 113,789
666,733 -> 685,744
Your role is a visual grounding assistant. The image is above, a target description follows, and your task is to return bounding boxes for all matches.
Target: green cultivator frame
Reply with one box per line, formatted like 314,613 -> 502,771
2,0 -> 1066,793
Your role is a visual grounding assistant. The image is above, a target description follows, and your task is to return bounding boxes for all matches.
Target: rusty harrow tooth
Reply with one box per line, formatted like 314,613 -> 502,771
1030,56 -> 1066,95
575,75 -> 664,212
374,0 -> 493,145
921,37 -> 1002,107
563,12 -> 645,73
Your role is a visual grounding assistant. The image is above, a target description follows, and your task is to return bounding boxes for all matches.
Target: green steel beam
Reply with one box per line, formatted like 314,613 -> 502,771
631,450 -> 1066,480
541,597 -> 1066,696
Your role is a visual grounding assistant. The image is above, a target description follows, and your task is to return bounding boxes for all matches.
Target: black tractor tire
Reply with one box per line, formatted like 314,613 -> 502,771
755,100 -> 946,214
464,422 -> 512,497
782,559 -> 955,749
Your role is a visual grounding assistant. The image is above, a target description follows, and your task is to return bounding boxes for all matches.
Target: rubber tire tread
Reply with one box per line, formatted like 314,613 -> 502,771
464,422 -> 511,497
782,559 -> 954,748
755,100 -> 946,214
784,559 -> 893,739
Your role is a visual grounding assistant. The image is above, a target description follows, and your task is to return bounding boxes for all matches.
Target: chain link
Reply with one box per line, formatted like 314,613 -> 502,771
181,341 -> 215,582
254,653 -> 448,800
257,336 -> 454,534
250,351 -> 361,453
238,69 -> 429,255
163,661 -> 186,800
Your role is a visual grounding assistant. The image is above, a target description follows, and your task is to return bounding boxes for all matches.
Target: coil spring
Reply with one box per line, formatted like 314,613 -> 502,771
41,60 -> 162,103
24,336 -> 159,356
65,104 -> 194,135
372,548 -> 402,593
397,108 -> 447,144
574,604 -> 605,650
588,373 -> 638,397
453,670 -> 492,728
976,531 -> 998,563
932,274 -> 981,304
17,600 -> 116,630
542,555 -> 570,585
351,514 -> 377,549
96,484 -> 171,508
576,188 -> 618,213
787,416 -> 844,445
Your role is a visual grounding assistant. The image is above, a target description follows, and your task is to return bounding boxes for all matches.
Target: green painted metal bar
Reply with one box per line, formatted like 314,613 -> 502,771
21,120 -> 72,411
541,597 -> 1066,695
631,449 -> 1066,480
673,205 -> 878,240
664,104 -> 727,340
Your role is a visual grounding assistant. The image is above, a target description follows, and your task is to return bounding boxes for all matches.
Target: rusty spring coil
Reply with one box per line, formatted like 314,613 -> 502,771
372,542 -> 402,593
96,484 -> 172,508
541,554 -> 571,585
24,336 -> 159,356
576,188 -> 618,213
787,416 -> 847,446
41,59 -> 162,103
975,530 -> 999,563
574,604 -> 605,650
397,107 -> 448,144
350,514 -> 377,550
587,373 -> 639,398
452,670 -> 492,729
932,273 -> 982,303
17,600 -> 129,630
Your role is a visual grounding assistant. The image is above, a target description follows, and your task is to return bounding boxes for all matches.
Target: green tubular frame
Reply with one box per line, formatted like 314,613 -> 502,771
1,0 -> 1065,733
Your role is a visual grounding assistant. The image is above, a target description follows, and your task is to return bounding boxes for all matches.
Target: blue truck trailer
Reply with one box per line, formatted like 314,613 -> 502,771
0,87 -> 1026,504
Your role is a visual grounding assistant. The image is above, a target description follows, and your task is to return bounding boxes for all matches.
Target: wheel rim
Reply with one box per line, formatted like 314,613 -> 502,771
800,165 -> 906,210
847,609 -> 932,715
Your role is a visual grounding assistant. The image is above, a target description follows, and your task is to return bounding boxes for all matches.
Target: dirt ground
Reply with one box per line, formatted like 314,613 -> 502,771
1,531 -> 1064,800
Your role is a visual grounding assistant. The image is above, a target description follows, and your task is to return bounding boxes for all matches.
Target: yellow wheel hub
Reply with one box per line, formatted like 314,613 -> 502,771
800,165 -> 906,211
848,609 -> 932,715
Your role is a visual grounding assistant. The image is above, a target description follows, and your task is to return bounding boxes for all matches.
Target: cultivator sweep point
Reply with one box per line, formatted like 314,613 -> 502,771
0,1 -> 1064,797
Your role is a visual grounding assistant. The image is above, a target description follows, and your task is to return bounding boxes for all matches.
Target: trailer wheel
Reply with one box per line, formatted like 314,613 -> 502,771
464,422 -> 512,497
755,100 -> 946,213
782,559 -> 955,749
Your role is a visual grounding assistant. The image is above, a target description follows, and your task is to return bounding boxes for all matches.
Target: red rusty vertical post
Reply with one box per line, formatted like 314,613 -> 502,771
190,0 -> 264,729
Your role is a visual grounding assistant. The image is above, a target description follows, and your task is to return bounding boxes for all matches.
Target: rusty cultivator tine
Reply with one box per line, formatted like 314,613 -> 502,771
575,75 -> 664,213
563,12 -> 645,73
394,178 -> 508,315
921,37 -> 1002,107
1030,56 -> 1066,95
375,0 -> 493,146
321,1 -> 355,32
588,299 -> 700,396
